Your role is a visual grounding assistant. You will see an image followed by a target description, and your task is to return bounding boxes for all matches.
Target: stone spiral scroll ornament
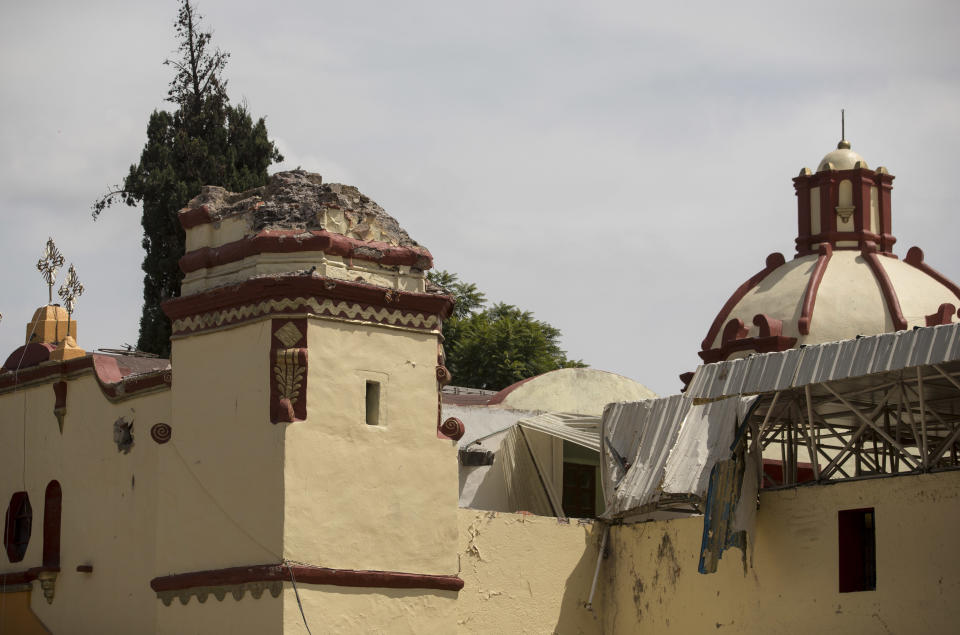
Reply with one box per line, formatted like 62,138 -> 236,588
150,423 -> 172,445
438,417 -> 465,441
436,365 -> 452,387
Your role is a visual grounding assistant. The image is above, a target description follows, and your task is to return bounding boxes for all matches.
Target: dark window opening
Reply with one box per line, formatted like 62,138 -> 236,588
838,507 -> 876,593
4,491 -> 32,563
43,481 -> 62,568
365,381 -> 380,426
562,462 -> 596,518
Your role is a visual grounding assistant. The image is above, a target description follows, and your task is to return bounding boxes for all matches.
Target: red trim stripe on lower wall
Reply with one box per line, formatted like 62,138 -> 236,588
150,563 -> 464,593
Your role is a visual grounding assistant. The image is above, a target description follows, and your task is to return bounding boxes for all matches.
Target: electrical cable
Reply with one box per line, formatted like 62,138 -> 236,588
285,562 -> 314,635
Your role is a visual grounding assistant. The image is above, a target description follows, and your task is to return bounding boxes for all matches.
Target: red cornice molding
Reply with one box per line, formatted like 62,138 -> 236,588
862,242 -> 907,331
700,253 -> 786,351
698,332 -> 797,364
150,563 -> 464,593
904,246 -> 960,304
0,566 -> 60,587
179,205 -> 214,229
180,229 -> 433,274
798,244 -> 833,335
0,354 -> 170,401
163,274 -> 454,330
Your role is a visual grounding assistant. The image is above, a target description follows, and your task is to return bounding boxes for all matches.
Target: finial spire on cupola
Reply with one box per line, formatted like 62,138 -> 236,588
837,109 -> 851,149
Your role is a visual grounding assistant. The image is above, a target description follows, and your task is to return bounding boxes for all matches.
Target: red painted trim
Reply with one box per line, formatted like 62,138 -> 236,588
0,354 -> 171,401
722,319 -> 749,344
42,481 -> 61,568
180,230 -> 433,273
698,333 -> 797,363
701,253 -> 785,351
52,381 -> 67,409
0,566 -> 59,587
178,205 -> 214,229
752,313 -> 783,338
926,303 -> 956,327
2,343 -> 56,372
150,563 -> 464,593
798,244 -> 833,335
163,275 -> 454,329
861,243 -> 907,331
904,247 -> 960,305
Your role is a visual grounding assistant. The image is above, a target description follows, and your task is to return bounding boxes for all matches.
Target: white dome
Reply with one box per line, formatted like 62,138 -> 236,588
707,251 -> 959,353
817,143 -> 868,172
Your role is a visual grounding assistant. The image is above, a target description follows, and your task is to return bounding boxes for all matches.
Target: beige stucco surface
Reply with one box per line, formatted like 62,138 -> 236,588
496,368 -> 657,416
283,320 -> 457,576
456,510 -> 603,634
0,372 -> 170,634
282,585 -> 458,634
715,250 -> 959,350
602,470 -> 960,634
161,321 -> 284,570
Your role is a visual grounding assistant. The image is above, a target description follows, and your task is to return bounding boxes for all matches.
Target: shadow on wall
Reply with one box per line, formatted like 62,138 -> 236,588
553,522 -> 605,635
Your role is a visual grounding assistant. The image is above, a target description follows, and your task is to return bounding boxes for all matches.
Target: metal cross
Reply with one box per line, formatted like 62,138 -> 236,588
57,264 -> 84,337
36,238 -> 65,304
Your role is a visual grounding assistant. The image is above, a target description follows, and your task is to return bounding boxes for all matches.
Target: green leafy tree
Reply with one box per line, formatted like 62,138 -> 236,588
93,0 -> 282,356
429,270 -> 585,390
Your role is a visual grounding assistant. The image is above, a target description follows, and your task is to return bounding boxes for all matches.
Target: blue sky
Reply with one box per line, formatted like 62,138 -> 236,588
1,1 -> 958,394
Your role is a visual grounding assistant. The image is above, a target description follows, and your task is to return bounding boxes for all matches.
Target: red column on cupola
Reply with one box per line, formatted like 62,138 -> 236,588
792,138 -> 896,257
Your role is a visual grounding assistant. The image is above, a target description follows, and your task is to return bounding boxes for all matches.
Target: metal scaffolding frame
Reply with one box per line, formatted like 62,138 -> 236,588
747,361 -> 960,487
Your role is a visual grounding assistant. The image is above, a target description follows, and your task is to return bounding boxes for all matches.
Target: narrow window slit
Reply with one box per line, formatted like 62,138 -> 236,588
365,381 -> 380,426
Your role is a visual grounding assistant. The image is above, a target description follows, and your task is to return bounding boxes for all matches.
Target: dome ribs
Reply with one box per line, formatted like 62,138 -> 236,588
905,247 -> 960,305
861,242 -> 907,331
700,252 -> 785,351
926,303 -> 957,327
798,244 -> 833,335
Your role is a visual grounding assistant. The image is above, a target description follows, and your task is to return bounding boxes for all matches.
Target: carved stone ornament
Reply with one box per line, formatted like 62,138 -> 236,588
439,417 -> 465,441
270,319 -> 308,424
36,570 -> 58,604
150,423 -> 172,444
158,581 -> 283,607
113,417 -> 134,454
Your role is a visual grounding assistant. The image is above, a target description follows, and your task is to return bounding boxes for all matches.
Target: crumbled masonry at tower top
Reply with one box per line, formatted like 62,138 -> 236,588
187,169 -> 423,248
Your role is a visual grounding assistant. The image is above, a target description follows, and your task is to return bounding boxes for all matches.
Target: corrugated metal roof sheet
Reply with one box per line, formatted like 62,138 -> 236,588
516,412 -> 601,452
686,323 -> 960,401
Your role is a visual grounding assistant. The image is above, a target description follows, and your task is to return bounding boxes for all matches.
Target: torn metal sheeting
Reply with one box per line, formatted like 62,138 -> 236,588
686,323 -> 960,402
600,394 -> 756,519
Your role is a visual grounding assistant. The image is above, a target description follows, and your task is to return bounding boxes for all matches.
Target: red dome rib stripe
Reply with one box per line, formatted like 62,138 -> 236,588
798,244 -> 833,335
904,247 -> 960,305
862,245 -> 907,331
700,253 -> 785,351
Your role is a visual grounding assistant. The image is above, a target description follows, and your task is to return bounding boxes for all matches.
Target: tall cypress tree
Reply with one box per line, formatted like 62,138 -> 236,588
93,0 -> 282,357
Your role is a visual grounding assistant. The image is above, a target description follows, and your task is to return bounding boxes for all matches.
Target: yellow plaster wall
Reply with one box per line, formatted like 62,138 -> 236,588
456,510 -> 603,635
602,470 -> 960,634
283,320 -> 457,576
0,591 -> 50,634
0,373 -> 169,634
156,321 -> 286,634
160,321 -> 284,571
282,585 -> 458,634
